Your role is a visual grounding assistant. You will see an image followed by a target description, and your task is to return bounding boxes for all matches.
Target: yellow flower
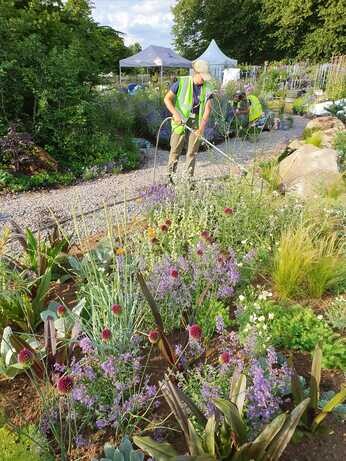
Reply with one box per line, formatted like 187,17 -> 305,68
147,227 -> 156,239
115,247 -> 126,256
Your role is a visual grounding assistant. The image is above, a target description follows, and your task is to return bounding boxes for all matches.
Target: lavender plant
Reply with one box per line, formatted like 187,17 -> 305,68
146,239 -> 240,331
178,326 -> 291,434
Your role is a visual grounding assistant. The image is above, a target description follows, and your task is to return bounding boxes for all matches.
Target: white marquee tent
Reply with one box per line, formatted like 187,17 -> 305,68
196,39 -> 237,80
119,45 -> 192,83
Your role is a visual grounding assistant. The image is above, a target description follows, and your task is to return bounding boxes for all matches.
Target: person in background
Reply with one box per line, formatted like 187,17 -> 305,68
227,90 -> 250,129
164,60 -> 213,182
244,84 -> 263,124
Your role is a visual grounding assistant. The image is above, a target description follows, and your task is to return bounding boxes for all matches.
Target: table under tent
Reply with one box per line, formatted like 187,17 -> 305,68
119,45 -> 192,86
196,39 -> 238,82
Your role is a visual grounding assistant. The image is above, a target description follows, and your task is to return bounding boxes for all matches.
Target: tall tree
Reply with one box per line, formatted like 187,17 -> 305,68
172,0 -> 280,64
263,0 -> 346,61
172,0 -> 346,63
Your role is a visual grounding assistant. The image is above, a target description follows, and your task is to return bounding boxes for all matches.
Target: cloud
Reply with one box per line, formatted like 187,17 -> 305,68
91,0 -> 175,48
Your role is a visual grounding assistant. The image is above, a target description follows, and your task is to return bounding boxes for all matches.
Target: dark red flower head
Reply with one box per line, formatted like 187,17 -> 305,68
101,328 -> 112,342
17,348 -> 33,365
219,351 -> 231,365
165,219 -> 172,226
57,305 -> 66,317
57,375 -> 74,394
160,224 -> 169,232
150,238 -> 159,245
224,207 -> 234,215
111,304 -> 122,315
188,324 -> 202,341
200,230 -> 210,240
170,269 -> 179,279
148,330 -> 160,344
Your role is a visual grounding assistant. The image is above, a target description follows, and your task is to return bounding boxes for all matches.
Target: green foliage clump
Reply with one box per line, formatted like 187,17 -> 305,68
304,131 -> 323,148
0,0 -> 138,189
236,294 -> 346,370
196,297 -> 231,339
292,96 -> 308,115
273,225 -> 346,299
259,159 -> 281,191
0,425 -> 52,461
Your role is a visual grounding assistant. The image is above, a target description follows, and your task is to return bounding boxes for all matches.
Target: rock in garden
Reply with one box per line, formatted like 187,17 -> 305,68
279,145 -> 341,197
305,116 -> 345,147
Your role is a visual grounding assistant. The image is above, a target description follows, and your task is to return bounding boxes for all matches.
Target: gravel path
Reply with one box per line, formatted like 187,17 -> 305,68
0,116 -> 307,238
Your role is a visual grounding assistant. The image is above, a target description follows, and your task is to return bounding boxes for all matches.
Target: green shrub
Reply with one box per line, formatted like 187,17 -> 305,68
292,96 -> 307,115
196,297 -> 231,339
236,294 -> 346,370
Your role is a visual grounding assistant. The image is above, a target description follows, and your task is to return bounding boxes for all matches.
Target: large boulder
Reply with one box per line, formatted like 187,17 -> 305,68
279,144 -> 341,197
304,116 -> 345,148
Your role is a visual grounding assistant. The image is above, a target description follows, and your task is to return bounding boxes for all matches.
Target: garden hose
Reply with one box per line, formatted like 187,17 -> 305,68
152,116 -> 247,184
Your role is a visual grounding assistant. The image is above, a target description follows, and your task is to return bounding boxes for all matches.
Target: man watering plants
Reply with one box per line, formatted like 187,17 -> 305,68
164,60 -> 213,182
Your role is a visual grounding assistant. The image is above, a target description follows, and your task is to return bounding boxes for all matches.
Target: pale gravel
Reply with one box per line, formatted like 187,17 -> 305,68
0,116 -> 307,239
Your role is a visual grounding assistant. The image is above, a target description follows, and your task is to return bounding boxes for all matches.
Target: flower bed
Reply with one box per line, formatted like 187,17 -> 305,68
0,174 -> 345,460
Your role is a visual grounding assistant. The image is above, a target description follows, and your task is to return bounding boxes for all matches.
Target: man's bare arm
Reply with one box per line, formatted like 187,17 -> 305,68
164,90 -> 182,124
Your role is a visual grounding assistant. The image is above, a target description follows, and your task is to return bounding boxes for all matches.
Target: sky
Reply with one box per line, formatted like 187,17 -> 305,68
91,0 -> 175,49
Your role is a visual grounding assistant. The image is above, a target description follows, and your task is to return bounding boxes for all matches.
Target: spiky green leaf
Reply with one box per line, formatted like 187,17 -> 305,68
312,387 -> 346,432
264,398 -> 310,461
310,344 -> 322,410
133,436 -> 177,461
204,415 -> 216,456
213,398 -> 247,445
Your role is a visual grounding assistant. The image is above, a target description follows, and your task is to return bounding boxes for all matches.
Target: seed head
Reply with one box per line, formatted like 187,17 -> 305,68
219,351 -> 231,365
101,328 -> 112,342
188,324 -> 202,341
111,304 -> 122,315
17,348 -> 33,365
57,375 -> 74,394
148,330 -> 160,344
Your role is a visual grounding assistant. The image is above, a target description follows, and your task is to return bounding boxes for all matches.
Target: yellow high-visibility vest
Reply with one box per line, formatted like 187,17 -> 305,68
248,94 -> 263,122
171,76 -> 210,135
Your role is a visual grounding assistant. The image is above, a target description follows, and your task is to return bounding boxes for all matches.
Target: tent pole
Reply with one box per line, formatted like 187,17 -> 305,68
119,65 -> 122,85
160,65 -> 163,87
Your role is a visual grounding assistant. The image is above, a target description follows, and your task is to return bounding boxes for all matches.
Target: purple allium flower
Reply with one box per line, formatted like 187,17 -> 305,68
188,324 -> 202,341
57,375 -> 74,394
148,330 -> 160,344
160,223 -> 169,232
56,305 -> 66,317
111,303 -> 122,315
17,348 -> 33,365
101,328 -> 112,342
223,207 -> 234,215
219,351 -> 231,365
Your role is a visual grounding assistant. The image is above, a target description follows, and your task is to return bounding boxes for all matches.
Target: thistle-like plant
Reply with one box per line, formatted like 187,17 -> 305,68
92,436 -> 145,461
290,343 -> 346,432
134,371 -> 310,461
